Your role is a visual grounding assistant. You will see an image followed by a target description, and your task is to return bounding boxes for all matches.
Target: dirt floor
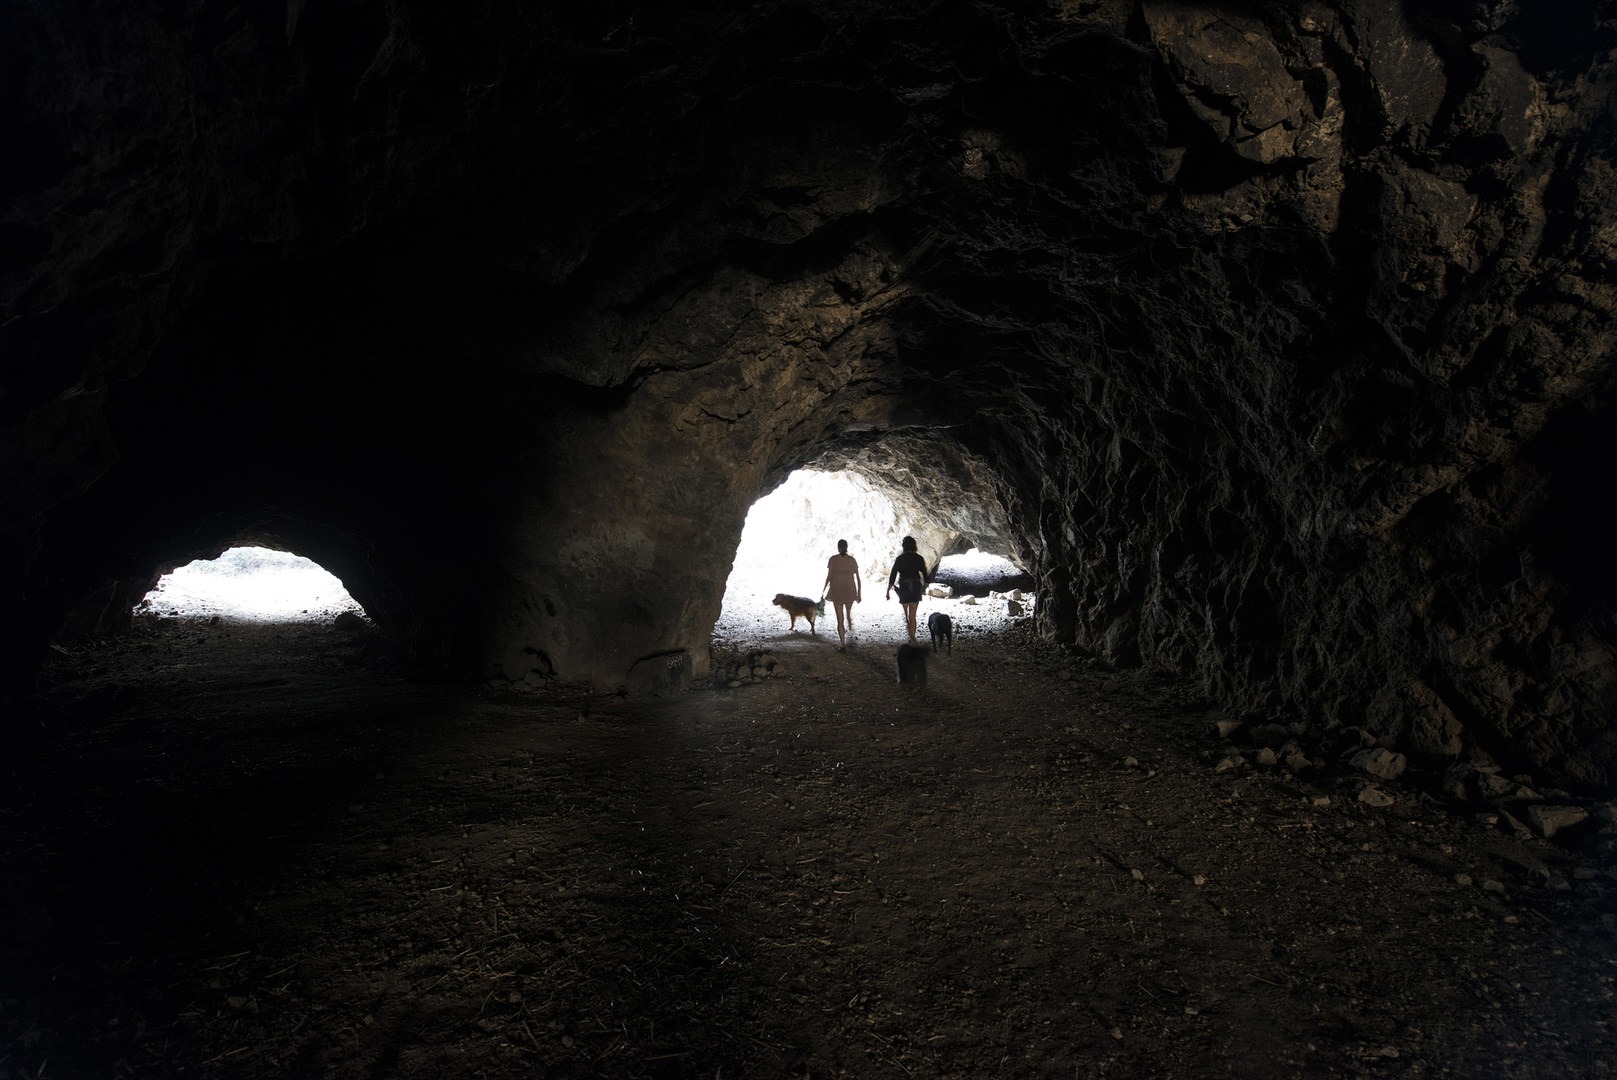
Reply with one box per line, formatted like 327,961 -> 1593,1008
2,601 -> 1615,1078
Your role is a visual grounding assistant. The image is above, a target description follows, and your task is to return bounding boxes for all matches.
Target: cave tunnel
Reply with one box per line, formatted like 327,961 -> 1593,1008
3,1 -> 1616,1075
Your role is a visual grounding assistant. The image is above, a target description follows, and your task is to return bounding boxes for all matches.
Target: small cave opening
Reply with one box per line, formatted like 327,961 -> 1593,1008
136,546 -> 366,624
714,468 -> 1032,648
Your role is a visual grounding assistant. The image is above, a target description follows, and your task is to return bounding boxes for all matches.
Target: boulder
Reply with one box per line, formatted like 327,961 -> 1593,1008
625,651 -> 692,697
1524,805 -> 1590,842
1250,723 -> 1291,749
1358,785 -> 1397,808
1351,748 -> 1408,782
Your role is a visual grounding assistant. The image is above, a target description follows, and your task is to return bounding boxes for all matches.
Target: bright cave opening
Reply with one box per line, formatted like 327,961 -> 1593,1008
715,470 -> 1033,645
136,546 -> 366,623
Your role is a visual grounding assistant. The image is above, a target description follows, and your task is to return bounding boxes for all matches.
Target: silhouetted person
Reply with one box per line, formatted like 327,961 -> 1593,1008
822,539 -> 861,650
885,535 -> 927,644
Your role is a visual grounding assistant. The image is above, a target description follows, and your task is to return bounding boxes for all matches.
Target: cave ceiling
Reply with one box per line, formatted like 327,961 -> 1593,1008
3,1 -> 1616,789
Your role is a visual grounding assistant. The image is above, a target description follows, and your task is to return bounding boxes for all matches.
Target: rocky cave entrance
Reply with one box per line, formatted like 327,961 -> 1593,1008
136,546 -> 366,625
714,468 -> 1033,649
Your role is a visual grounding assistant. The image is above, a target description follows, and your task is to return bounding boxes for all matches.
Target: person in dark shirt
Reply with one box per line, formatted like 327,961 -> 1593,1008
885,535 -> 927,644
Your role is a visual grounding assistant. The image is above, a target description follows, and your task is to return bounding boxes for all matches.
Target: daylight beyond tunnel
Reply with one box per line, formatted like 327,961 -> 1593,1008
722,471 -> 913,612
716,469 -> 1032,643
139,547 -> 365,624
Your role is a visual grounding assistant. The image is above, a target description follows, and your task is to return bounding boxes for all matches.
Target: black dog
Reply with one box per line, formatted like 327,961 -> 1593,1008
896,643 -> 929,690
927,611 -> 953,654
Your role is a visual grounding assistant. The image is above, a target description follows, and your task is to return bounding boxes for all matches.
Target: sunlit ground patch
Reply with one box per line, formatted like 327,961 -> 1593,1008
137,546 -> 364,623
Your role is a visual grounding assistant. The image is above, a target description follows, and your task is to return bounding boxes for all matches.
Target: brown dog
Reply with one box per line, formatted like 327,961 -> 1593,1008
772,593 -> 820,635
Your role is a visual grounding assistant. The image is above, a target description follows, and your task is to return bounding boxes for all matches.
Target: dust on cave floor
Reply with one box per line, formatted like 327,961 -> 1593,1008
1,611 -> 1614,1079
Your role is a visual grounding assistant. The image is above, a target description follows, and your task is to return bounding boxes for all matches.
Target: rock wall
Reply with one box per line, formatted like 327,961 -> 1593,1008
2,2 -> 1613,789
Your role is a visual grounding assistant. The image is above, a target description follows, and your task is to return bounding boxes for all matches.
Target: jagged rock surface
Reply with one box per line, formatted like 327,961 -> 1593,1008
2,2 -> 1614,789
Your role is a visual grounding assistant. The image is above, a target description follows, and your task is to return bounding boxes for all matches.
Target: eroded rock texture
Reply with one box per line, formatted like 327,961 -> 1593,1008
3,2 -> 1615,789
